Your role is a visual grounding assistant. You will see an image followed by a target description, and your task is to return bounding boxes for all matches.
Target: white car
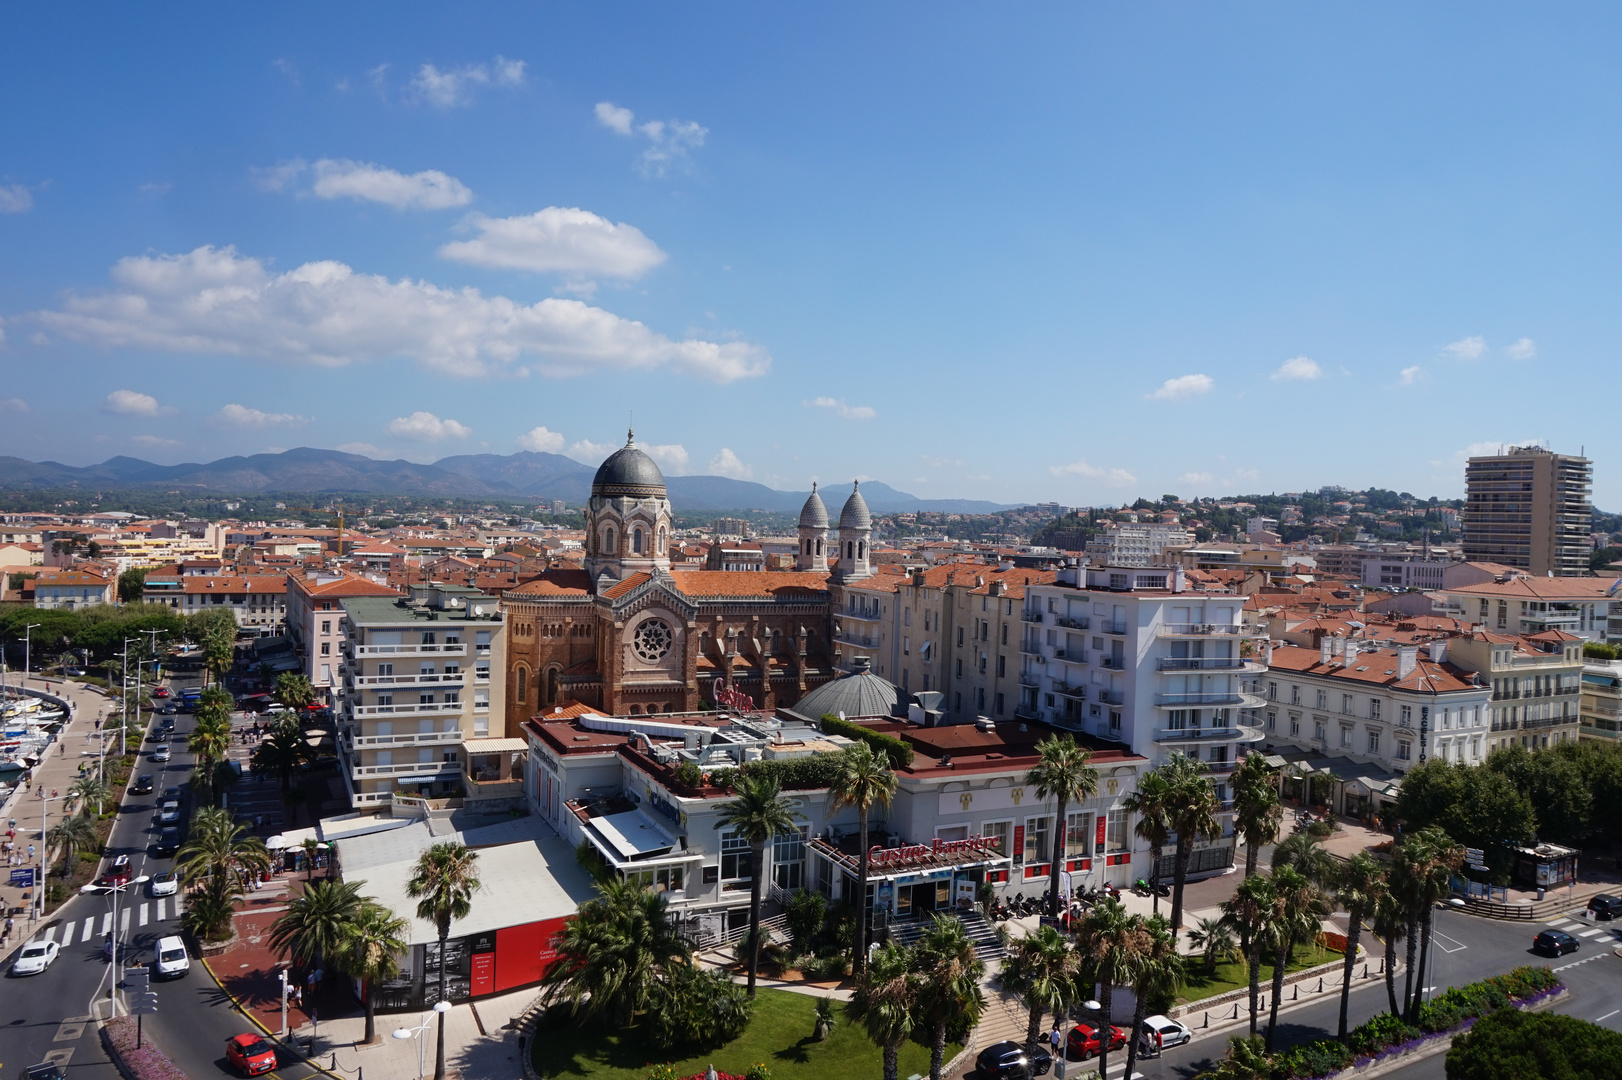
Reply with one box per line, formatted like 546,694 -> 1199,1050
1140,1014 -> 1193,1052
12,939 -> 59,976
150,871 -> 179,897
152,746 -> 171,763
153,935 -> 190,980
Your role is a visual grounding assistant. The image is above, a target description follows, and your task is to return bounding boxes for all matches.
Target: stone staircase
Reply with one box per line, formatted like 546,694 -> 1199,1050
888,909 -> 1006,964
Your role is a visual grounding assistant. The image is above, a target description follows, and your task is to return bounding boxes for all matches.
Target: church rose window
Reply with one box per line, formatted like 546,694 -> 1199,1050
634,619 -> 674,662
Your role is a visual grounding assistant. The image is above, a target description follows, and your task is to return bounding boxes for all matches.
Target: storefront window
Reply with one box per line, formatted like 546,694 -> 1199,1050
720,830 -> 751,881
773,827 -> 807,890
1024,816 -> 1051,864
982,820 -> 1011,860
1065,812 -> 1091,858
625,865 -> 685,893
1106,809 -> 1128,852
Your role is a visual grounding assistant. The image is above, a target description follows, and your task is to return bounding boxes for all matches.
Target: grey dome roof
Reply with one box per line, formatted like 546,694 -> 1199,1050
592,430 -> 667,498
838,481 -> 872,531
798,483 -> 830,529
788,657 -> 906,722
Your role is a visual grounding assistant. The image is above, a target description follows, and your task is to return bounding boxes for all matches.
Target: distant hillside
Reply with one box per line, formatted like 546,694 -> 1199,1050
0,448 -> 1014,514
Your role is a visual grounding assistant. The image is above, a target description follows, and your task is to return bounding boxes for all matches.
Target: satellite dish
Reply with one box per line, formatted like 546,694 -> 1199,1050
473,605 -> 485,616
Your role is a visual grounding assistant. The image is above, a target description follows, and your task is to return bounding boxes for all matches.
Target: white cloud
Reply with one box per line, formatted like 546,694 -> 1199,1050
643,443 -> 690,475
594,101 -> 708,176
566,439 -> 617,464
804,396 -> 877,420
1048,460 -> 1138,487
1506,337 -> 1537,360
516,426 -> 565,453
337,442 -> 385,458
104,389 -> 166,416
131,434 -> 181,448
708,448 -> 753,480
1148,374 -> 1213,401
1443,335 -> 1486,359
273,57 -> 299,85
1177,472 -> 1215,487
386,412 -> 471,441
594,102 -> 634,135
251,160 -> 307,193
217,403 -> 311,428
1270,355 -> 1322,381
1399,365 -> 1422,385
309,159 -> 473,210
406,56 -> 526,108
0,397 -> 28,414
1232,467 -> 1261,485
33,246 -> 770,382
0,185 -> 33,213
440,207 -> 665,278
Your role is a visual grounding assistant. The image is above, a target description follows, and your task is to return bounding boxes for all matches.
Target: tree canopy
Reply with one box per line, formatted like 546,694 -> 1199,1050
1446,1007 -> 1622,1080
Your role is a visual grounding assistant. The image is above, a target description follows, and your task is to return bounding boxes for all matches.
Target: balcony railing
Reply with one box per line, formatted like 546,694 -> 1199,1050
833,631 -> 881,649
346,729 -> 465,748
1154,692 -> 1263,708
1156,657 -> 1256,672
1098,655 -> 1127,670
348,672 -> 463,687
1054,682 -> 1086,699
1056,616 -> 1089,631
843,608 -> 883,623
1021,610 -> 1044,624
1580,724 -> 1621,739
1157,623 -> 1262,638
1018,674 -> 1042,688
351,759 -> 461,778
1014,702 -> 1042,721
1019,641 -> 1043,656
350,701 -> 466,718
351,642 -> 468,657
1099,622 -> 1128,635
1097,689 -> 1125,706
1205,761 -> 1237,775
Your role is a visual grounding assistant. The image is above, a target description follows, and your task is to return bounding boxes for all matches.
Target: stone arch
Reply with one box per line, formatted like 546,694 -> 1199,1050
546,666 -> 561,706
658,526 -> 667,553
515,664 -> 529,705
605,526 -> 616,554
633,527 -> 644,555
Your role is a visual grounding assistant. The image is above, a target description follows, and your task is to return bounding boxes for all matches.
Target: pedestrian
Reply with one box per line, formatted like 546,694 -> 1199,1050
1049,1025 -> 1062,1058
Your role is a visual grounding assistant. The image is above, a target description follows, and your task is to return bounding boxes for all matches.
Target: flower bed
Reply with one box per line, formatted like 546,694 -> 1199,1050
647,1065 -> 771,1080
1270,966 -> 1563,1079
103,1015 -> 188,1080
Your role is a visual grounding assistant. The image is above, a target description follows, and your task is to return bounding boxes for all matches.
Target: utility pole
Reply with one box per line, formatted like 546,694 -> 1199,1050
23,623 -> 41,686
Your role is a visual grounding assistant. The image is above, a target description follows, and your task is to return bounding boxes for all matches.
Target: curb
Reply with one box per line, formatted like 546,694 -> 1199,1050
1170,953 -> 1366,1020
1313,986 -> 1568,1080
200,954 -> 340,1079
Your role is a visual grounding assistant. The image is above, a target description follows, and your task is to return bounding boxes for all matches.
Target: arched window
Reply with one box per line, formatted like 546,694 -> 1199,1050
516,667 -> 527,704
605,528 -> 615,553
804,539 -> 811,555
634,527 -> 644,555
846,541 -> 854,559
858,540 -> 866,560
547,667 -> 560,705
815,538 -> 823,556
658,526 -> 667,553
629,704 -> 643,715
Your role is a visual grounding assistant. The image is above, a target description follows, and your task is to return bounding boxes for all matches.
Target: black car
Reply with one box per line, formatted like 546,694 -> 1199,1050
130,774 -> 154,796
158,704 -> 177,715
163,786 -> 182,801
1533,930 -> 1579,956
975,1040 -> 1053,1079
1587,894 -> 1622,921
154,827 -> 180,857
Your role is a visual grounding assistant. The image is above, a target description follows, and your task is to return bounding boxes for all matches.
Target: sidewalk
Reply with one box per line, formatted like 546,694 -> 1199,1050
0,674 -> 117,947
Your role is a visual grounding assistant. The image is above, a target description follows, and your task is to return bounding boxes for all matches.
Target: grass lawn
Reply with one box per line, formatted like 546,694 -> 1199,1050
532,988 -> 951,1080
1176,943 -> 1340,1006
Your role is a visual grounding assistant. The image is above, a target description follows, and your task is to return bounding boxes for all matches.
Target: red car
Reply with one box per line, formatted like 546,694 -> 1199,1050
98,855 -> 133,888
1066,1021 -> 1127,1059
152,687 -> 171,698
225,1033 -> 276,1076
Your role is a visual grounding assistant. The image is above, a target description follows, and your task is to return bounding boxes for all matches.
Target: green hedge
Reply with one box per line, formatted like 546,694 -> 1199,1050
819,714 -> 913,768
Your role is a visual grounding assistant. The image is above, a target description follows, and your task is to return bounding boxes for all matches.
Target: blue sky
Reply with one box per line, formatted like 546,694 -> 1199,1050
2,5 -> 1619,506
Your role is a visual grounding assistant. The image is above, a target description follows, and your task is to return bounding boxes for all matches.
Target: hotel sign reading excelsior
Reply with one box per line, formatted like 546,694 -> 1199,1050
867,835 -> 1002,869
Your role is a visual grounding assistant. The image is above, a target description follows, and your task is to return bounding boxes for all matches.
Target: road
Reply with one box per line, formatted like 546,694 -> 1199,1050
0,669 -> 325,1080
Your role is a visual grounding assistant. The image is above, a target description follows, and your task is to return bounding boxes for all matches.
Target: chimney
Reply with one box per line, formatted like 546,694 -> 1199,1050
1428,639 -> 1448,664
1263,641 -> 1275,666
1330,636 -> 1345,659
1319,637 -> 1332,666
1343,640 -> 1358,665
1173,565 -> 1186,593
1397,646 -> 1419,678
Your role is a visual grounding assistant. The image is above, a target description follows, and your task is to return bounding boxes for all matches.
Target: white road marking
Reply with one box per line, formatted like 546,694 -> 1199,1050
82,916 -> 94,941
1434,932 -> 1468,954
59,921 -> 74,946
138,903 -> 149,927
173,894 -> 184,916
119,907 -> 129,933
42,926 -> 57,943
155,898 -> 165,921
99,912 -> 111,935
1579,928 -> 1605,938
1597,1009 -> 1620,1023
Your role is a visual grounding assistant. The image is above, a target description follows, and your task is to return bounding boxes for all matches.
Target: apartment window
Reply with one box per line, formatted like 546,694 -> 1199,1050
1024,816 -> 1051,864
904,609 -> 911,627
1314,720 -> 1326,741
955,692 -> 962,711
995,692 -> 1005,716
443,690 -> 460,705
475,631 -> 491,654
1290,685 -> 1300,705
956,659 -> 963,678
1400,705 -> 1412,725
1340,724 -> 1352,748
773,826 -> 808,890
627,865 -> 685,894
719,830 -> 751,881
1396,740 -> 1412,761
982,820 -> 1012,860
1268,681 -> 1278,700
958,628 -> 964,647
419,692 -> 435,705
475,662 -> 489,682
320,642 -> 330,656
978,655 -> 986,674
376,694 -> 394,709
378,663 -> 394,677
1368,730 -> 1380,754
1316,690 -> 1327,710
473,690 -> 489,710
1109,710 -> 1122,732
1106,809 -> 1129,852
976,687 -> 986,711
321,620 -> 331,634
1001,624 -> 1008,646
1266,711 -> 1276,732
903,636 -> 910,655
1342,694 -> 1353,715
997,655 -> 1006,678
1370,699 -> 1380,721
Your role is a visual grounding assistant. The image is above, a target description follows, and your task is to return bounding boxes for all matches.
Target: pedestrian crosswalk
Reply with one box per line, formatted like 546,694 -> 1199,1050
45,896 -> 185,946
1544,913 -> 1621,943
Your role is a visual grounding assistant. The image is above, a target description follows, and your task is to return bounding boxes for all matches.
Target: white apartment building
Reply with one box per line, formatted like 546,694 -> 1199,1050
1020,564 -> 1266,878
142,574 -> 288,632
338,586 -> 507,810
1259,638 -> 1491,817
1430,575 -> 1622,645
32,569 -> 115,609
1084,524 -> 1192,568
1580,660 -> 1622,744
1447,630 -> 1584,751
285,571 -> 402,702
1360,557 -> 1452,591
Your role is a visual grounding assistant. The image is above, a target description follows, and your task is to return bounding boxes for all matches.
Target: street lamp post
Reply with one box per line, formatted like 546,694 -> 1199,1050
392,1001 -> 452,1080
82,876 -> 150,1016
23,623 -> 41,685
34,792 -> 71,921
1424,897 -> 1468,1005
1055,998 -> 1102,1080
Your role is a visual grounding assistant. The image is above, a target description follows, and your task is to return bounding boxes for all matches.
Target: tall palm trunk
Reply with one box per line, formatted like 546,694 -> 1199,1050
1149,842 -> 1163,915
1338,902 -> 1364,1039
855,805 -> 871,976
435,924 -> 448,1080
1384,932 -> 1400,1018
930,1019 -> 948,1080
1124,978 -> 1151,1079
1246,936 -> 1262,1036
1025,1002 -> 1044,1056
1266,927 -> 1293,1053
1096,983 -> 1114,1079
1170,833 -> 1194,930
1408,908 -> 1435,1023
1245,838 -> 1259,878
746,838 -> 765,996
882,1039 -> 900,1080
362,984 -> 376,1044
1048,795 -> 1069,917
1402,915 -> 1419,1017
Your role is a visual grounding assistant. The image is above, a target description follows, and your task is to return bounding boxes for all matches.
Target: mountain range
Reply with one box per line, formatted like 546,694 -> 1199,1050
0,448 -> 1014,514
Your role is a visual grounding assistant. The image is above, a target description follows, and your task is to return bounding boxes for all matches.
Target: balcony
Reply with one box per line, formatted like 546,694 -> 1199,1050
833,631 -> 881,649
1021,609 -> 1044,624
1097,689 -> 1125,706
346,729 -> 465,749
1153,724 -> 1265,745
351,642 -> 468,658
1580,724 -> 1621,739
1156,657 -> 1262,672
1018,673 -> 1042,688
843,607 -> 883,624
1020,640 -> 1043,656
1205,761 -> 1238,775
1098,655 -> 1127,671
1153,692 -> 1265,709
1157,623 -> 1263,638
1054,682 -> 1086,699
1056,616 -> 1089,631
1014,702 -> 1042,721
1099,622 -> 1128,635
350,700 -> 467,718
350,758 -> 461,779
348,672 -> 465,688
1522,715 -> 1576,731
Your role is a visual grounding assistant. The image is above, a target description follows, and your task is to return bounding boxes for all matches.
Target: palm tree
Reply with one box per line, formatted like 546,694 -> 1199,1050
1024,733 -> 1098,918
1000,924 -> 1082,1056
1195,1035 -> 1276,1080
1075,897 -> 1144,1080
845,940 -> 919,1080
1122,768 -> 1174,915
1333,852 -> 1386,1038
827,742 -> 897,976
1270,829 -> 1334,886
1264,866 -> 1325,1052
1371,887 -> 1407,1018
542,877 -> 691,1028
1388,831 -> 1431,1018
339,903 -> 410,1044
1219,872 -> 1277,1037
301,837 -> 324,881
914,915 -> 985,1080
716,771 -> 801,996
1123,913 -> 1184,1080
182,881 -> 239,942
188,708 -> 232,803
274,672 -> 316,711
1187,915 -> 1238,975
252,717 -> 309,791
176,807 -> 270,895
47,815 -> 97,873
269,878 -> 370,974
1404,827 -> 1463,1023
1230,753 -> 1282,878
66,775 -> 111,817
406,842 -> 482,1080
1163,752 -> 1222,931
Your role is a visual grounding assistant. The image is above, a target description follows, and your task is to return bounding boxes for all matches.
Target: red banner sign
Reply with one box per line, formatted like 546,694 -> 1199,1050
868,835 -> 1002,869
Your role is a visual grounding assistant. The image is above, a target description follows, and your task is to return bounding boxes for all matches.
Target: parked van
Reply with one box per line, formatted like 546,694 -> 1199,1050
153,935 -> 190,979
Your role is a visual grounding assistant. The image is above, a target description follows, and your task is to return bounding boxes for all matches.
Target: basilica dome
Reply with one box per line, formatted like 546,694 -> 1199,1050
591,431 -> 667,499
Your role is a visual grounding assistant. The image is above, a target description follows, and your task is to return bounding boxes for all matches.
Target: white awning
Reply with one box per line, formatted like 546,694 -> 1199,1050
589,810 -> 679,861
